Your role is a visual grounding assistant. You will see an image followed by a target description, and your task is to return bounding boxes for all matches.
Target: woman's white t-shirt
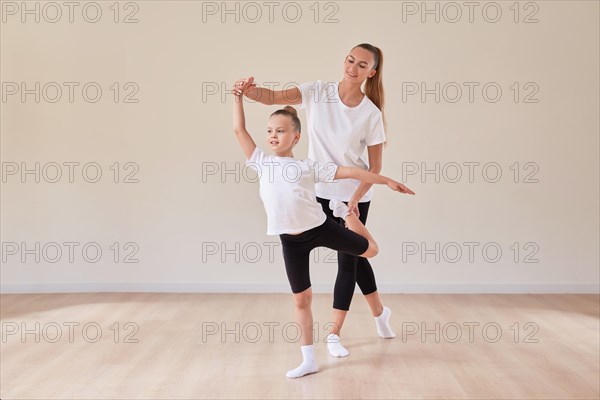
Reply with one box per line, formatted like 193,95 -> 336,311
246,146 -> 339,235
295,80 -> 386,202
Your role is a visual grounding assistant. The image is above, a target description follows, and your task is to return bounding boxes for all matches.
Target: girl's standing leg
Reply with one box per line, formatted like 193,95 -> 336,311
280,231 -> 320,378
292,287 -> 314,346
287,287 -> 319,378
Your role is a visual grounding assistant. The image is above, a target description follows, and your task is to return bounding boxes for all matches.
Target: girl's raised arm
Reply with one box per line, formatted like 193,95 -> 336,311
233,89 -> 257,160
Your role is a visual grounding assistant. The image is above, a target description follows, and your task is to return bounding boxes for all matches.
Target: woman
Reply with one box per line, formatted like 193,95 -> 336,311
236,43 -> 397,357
232,88 -> 414,378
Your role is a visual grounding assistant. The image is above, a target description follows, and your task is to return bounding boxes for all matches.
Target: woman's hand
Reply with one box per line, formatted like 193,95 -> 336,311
387,179 -> 415,195
347,198 -> 360,218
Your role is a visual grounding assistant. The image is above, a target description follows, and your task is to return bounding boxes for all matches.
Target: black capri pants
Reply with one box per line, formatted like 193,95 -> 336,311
316,197 -> 378,311
279,216 -> 370,294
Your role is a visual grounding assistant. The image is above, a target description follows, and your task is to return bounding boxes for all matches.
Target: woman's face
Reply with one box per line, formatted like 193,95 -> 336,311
266,115 -> 300,154
343,47 -> 377,83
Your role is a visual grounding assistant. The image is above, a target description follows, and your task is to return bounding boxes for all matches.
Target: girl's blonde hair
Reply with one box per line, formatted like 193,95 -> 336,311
271,105 -> 301,133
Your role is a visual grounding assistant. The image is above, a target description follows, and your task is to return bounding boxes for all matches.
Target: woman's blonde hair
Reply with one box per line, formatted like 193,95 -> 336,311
354,43 -> 387,139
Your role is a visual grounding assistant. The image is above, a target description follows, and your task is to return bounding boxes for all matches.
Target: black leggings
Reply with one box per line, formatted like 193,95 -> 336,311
316,197 -> 378,311
279,217 -> 370,294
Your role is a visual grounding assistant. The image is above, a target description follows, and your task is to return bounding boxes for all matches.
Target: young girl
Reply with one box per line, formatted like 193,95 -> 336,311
232,85 -> 414,379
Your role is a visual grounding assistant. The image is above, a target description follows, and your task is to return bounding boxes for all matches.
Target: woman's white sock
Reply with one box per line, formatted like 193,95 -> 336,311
286,344 -> 318,378
326,333 -> 350,357
375,306 -> 396,338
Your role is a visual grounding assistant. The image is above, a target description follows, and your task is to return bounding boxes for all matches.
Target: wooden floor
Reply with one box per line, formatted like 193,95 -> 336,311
1,293 -> 598,399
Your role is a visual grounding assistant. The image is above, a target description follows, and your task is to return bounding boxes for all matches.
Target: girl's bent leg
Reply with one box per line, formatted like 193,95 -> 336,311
329,198 -> 378,257
344,213 -> 379,258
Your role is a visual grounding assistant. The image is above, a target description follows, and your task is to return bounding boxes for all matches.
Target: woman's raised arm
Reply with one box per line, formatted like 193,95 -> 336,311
235,76 -> 302,106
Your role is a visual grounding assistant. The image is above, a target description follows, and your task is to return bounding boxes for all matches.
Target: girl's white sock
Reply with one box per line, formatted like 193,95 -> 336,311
286,344 -> 318,378
329,199 -> 350,220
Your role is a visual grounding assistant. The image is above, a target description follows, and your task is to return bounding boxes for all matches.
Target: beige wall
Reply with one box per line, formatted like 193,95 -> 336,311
1,1 -> 598,293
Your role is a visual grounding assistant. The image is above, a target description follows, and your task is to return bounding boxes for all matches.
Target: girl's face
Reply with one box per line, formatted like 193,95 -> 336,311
343,47 -> 377,83
267,115 -> 300,155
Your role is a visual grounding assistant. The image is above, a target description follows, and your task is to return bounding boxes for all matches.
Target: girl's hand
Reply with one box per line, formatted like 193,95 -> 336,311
387,180 -> 415,194
233,78 -> 245,97
347,198 -> 360,218
234,76 -> 256,96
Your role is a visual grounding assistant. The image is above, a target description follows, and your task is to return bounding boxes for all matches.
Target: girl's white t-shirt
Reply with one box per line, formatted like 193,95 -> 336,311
246,146 -> 339,235
295,80 -> 386,202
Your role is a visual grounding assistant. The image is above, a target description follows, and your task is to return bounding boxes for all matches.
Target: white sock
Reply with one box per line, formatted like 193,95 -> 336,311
329,199 -> 350,220
326,333 -> 349,357
375,306 -> 396,338
286,344 -> 318,378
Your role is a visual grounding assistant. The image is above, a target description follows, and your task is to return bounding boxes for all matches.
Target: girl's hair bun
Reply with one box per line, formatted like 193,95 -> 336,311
283,106 -> 297,118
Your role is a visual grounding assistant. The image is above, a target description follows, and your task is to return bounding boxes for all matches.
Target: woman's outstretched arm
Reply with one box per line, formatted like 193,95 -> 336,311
347,144 -> 383,216
233,89 -> 256,160
334,166 -> 415,195
235,76 -> 302,106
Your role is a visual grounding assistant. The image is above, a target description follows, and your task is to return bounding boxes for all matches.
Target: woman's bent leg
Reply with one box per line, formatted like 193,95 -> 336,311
317,198 -> 395,340
316,197 -> 361,355
312,215 -> 372,356
316,197 -> 356,313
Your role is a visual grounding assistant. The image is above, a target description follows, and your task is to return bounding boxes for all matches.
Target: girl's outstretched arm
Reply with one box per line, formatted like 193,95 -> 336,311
334,166 -> 415,195
233,91 -> 257,160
